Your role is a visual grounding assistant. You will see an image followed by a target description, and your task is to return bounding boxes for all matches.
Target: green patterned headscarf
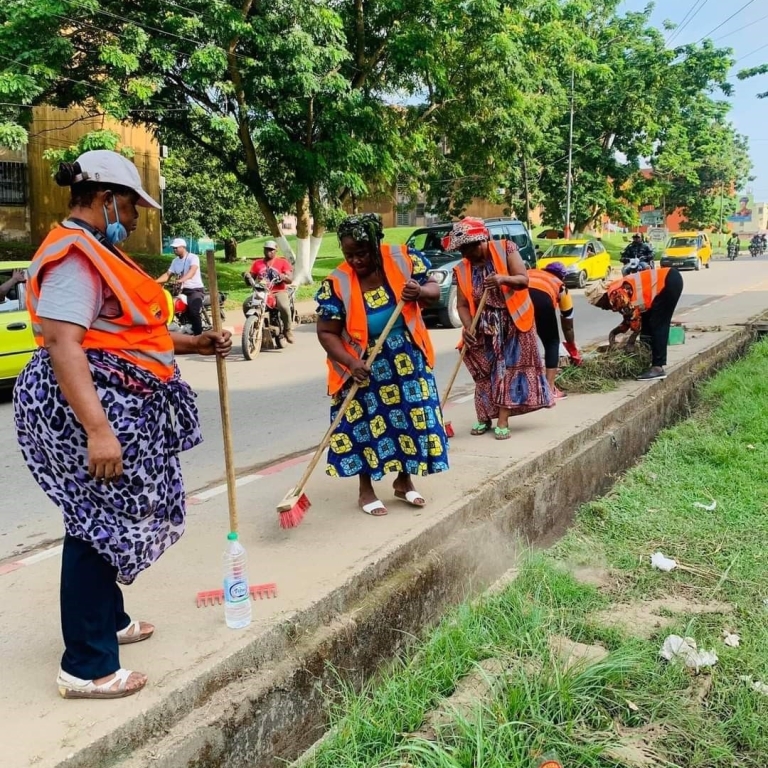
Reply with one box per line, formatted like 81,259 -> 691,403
337,213 -> 385,245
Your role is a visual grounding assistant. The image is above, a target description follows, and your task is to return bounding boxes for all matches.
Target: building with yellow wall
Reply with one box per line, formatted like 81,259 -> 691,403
0,106 -> 162,254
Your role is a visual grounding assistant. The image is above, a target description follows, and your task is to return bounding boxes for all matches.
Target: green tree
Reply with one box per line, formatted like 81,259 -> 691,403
160,141 -> 267,259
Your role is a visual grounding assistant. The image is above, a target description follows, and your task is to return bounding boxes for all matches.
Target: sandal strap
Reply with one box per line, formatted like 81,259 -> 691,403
361,500 -> 387,515
57,667 -> 134,694
116,619 -> 141,640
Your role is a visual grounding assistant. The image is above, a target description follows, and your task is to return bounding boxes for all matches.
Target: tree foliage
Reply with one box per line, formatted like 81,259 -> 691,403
0,0 -> 754,272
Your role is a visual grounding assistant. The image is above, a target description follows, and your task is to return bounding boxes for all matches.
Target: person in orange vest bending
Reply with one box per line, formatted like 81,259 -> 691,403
527,262 -> 582,399
448,218 -> 552,440
586,267 -> 683,381
315,214 -> 448,516
14,150 -> 232,701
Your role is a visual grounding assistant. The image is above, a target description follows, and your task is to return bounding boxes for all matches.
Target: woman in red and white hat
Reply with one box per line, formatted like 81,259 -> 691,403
447,218 -> 552,439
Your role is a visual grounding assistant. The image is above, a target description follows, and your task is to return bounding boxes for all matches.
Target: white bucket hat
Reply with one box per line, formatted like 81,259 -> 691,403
171,238 -> 187,248
264,240 -> 278,250
73,150 -> 161,209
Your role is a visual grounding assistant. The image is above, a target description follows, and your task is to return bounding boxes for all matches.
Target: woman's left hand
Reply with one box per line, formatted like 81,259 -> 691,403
484,274 -> 507,289
401,279 -> 422,302
196,330 -> 233,358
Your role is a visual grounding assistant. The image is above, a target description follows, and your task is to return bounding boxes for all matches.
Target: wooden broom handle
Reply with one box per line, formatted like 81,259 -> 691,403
205,251 -> 239,535
440,289 -> 488,410
293,299 -> 407,494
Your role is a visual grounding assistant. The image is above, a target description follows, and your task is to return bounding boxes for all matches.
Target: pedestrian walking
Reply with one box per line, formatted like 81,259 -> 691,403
14,150 -> 232,700
450,217 -> 552,439
315,214 -> 449,516
585,267 -> 683,381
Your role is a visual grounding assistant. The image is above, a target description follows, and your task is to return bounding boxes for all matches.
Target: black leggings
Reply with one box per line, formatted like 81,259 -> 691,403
640,268 -> 683,367
530,288 -> 560,368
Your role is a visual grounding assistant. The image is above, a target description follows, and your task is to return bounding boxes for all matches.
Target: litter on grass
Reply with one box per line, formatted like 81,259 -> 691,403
650,552 -> 677,572
693,499 -> 717,511
660,635 -> 718,672
740,676 -> 768,696
722,631 -> 740,648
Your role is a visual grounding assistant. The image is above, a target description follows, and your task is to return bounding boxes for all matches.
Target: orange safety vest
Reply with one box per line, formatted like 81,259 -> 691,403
527,268 -> 563,309
27,223 -> 176,381
453,240 -> 534,332
325,244 -> 435,395
607,268 -> 670,313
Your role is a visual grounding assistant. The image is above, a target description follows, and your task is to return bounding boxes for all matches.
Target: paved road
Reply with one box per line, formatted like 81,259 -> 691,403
1,257 -> 766,560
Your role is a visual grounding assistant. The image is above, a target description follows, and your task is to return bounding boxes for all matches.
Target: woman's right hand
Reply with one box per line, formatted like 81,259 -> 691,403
87,427 -> 124,481
348,358 -> 371,383
462,326 -> 477,345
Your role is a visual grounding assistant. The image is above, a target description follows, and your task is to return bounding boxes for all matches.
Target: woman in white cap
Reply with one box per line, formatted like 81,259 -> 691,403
249,239 -> 295,342
14,150 -> 232,700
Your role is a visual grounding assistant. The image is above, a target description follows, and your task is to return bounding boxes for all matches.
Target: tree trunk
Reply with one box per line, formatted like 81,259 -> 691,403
521,153 -> 532,231
223,237 -> 238,263
309,184 -> 326,279
293,194 -> 313,285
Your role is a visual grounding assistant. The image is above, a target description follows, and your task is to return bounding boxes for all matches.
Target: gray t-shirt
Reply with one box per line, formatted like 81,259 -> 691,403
36,253 -> 121,329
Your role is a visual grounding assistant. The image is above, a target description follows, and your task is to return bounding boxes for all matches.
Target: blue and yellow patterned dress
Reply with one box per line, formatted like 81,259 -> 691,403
315,256 -> 449,480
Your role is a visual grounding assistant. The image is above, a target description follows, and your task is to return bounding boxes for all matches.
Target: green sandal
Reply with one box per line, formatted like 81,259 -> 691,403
471,421 -> 491,436
494,427 -> 511,441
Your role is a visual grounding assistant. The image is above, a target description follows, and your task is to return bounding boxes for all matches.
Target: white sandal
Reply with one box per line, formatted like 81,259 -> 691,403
360,499 -> 388,516
394,489 -> 426,507
57,668 -> 147,699
117,619 -> 154,645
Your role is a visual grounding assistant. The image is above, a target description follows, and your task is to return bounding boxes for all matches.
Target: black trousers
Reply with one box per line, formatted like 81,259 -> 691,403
640,268 -> 683,367
60,534 -> 131,679
530,288 -> 560,369
182,288 -> 205,335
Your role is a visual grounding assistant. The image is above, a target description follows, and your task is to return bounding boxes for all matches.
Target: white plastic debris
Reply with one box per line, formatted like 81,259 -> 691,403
650,552 -> 678,572
693,499 -> 717,511
660,635 -> 718,671
740,676 -> 768,696
722,631 -> 740,648
763,598 -> 768,609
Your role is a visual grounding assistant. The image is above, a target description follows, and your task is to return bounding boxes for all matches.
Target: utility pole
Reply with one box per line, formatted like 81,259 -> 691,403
719,182 -> 725,251
565,69 -> 575,239
521,152 -> 532,232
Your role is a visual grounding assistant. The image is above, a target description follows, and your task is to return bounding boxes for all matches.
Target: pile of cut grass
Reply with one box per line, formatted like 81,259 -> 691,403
556,343 -> 651,393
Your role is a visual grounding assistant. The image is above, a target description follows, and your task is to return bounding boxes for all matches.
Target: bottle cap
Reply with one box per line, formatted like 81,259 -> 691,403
227,532 -> 238,541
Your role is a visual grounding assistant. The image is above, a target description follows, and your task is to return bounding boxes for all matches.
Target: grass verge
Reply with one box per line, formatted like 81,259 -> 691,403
302,339 -> 768,768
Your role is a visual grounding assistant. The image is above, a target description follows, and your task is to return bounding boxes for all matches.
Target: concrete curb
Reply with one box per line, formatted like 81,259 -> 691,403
70,326 -> 755,768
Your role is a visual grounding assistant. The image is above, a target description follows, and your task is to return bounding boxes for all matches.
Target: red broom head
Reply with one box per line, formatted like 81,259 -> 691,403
445,421 -> 455,438
279,493 -> 311,529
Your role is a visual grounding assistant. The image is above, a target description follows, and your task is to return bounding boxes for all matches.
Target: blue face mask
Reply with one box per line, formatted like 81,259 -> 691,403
103,197 -> 128,245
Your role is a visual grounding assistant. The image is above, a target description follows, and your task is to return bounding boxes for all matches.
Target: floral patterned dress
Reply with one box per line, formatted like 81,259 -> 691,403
315,256 -> 449,480
462,259 -> 552,422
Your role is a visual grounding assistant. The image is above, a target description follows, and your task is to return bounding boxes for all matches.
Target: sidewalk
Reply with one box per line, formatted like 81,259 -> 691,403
3,283 -> 768,768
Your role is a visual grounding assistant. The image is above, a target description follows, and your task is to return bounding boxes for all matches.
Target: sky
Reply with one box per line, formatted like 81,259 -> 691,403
621,0 -> 768,201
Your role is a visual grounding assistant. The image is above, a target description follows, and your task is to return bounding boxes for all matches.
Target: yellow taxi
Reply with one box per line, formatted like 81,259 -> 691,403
0,261 -> 34,386
660,231 -> 712,271
537,238 -> 612,288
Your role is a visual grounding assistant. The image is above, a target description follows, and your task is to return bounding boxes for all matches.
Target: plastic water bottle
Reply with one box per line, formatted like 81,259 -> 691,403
223,532 -> 252,629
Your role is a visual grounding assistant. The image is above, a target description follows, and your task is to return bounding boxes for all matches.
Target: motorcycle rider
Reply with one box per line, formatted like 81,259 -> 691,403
750,234 -> 763,257
155,238 -> 205,335
727,232 -> 740,259
621,233 -> 653,266
250,240 -> 295,343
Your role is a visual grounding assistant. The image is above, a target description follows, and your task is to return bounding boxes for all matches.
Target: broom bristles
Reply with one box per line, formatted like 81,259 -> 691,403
279,492 -> 311,529
445,421 -> 455,438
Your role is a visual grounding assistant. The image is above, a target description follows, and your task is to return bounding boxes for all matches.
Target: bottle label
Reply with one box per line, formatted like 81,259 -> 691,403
224,578 -> 249,603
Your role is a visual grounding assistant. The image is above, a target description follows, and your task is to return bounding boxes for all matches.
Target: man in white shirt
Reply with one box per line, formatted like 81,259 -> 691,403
156,238 -> 205,335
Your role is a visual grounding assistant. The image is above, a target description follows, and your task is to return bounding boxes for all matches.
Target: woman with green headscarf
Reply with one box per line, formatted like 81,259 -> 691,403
315,214 -> 449,516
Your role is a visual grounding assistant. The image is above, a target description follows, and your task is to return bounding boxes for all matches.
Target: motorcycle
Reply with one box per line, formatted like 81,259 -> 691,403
621,255 -> 654,276
240,273 -> 298,360
727,240 -> 739,261
166,279 -> 226,335
749,241 -> 761,258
